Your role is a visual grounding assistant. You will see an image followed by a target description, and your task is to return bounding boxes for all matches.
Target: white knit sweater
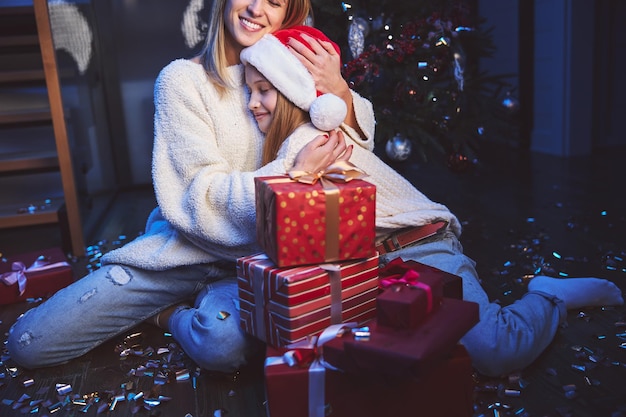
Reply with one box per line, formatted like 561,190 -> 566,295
102,59 -> 376,270
275,123 -> 462,240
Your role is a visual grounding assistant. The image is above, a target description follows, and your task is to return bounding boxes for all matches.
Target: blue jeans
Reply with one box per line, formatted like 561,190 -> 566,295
7,262 -> 256,372
385,231 -> 566,377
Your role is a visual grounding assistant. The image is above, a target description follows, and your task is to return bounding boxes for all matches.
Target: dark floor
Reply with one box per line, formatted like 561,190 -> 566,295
1,142 -> 626,417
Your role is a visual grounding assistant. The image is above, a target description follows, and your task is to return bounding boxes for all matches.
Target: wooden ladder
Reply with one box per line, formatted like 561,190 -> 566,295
0,0 -> 85,257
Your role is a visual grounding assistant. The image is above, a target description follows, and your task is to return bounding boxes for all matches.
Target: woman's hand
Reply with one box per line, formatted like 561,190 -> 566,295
287,33 -> 362,135
287,33 -> 350,99
292,130 -> 353,174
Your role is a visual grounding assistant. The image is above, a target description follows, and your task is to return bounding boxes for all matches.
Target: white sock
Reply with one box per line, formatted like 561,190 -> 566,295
528,275 -> 624,310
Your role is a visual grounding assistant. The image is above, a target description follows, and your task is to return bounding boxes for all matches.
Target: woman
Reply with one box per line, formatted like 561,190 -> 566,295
7,0 -> 375,372
240,25 -> 624,377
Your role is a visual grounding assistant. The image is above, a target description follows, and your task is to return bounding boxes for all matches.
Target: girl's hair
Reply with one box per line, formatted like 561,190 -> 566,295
262,91 -> 309,165
197,0 -> 312,95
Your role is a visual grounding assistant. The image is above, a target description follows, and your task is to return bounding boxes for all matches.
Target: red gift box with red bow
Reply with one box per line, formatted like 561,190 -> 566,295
380,257 -> 463,299
377,267 -> 445,329
254,172 -> 377,268
265,341 -> 475,417
0,247 -> 74,305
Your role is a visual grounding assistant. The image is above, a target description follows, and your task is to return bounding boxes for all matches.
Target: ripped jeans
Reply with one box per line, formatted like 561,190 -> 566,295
7,263 -> 258,372
384,231 -> 567,377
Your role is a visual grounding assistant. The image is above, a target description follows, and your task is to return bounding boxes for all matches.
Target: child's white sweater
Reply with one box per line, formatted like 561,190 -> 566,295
275,123 -> 462,240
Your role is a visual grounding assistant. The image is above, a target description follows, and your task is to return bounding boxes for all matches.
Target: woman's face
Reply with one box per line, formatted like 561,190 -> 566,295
223,0 -> 288,63
245,65 -> 277,134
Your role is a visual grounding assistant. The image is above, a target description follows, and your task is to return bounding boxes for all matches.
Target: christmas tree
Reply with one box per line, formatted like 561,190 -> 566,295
311,0 -> 520,168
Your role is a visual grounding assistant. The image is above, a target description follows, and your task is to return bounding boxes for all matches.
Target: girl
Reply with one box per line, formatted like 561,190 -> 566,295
241,25 -> 624,376
7,0 -> 376,372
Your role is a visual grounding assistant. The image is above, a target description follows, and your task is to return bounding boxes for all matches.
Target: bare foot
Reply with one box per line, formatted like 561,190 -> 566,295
528,275 -> 624,310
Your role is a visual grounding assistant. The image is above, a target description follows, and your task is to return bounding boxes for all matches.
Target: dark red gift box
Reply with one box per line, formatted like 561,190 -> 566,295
265,343 -> 475,417
322,298 -> 479,379
0,247 -> 74,305
380,257 -> 464,299
255,175 -> 377,268
377,268 -> 444,329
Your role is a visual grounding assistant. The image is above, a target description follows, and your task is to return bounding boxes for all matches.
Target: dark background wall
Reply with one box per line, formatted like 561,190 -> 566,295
479,0 -> 625,155
53,0 -> 626,197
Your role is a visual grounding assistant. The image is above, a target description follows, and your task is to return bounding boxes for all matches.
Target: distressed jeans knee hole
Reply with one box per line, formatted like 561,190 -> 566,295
17,330 -> 35,348
106,265 -> 133,286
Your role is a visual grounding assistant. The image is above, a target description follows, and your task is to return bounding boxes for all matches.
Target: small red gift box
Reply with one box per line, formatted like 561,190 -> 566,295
237,252 -> 379,347
322,298 -> 479,379
255,174 -> 376,268
265,343 -> 475,417
0,247 -> 74,305
377,267 -> 444,328
380,257 -> 463,299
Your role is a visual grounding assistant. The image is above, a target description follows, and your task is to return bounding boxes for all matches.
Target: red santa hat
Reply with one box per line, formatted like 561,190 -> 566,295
240,25 -> 347,131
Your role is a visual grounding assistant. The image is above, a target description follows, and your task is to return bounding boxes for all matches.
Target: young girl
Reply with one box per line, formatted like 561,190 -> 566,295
7,0 -> 376,372
241,25 -> 624,377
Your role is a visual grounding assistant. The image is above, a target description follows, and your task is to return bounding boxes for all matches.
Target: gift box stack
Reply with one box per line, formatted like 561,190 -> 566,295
1,247 -> 74,305
237,171 -> 480,417
237,171 -> 379,348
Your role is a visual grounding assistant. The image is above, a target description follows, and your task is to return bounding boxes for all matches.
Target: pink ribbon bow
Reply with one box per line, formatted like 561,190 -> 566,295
1,256 -> 69,296
380,269 -> 434,313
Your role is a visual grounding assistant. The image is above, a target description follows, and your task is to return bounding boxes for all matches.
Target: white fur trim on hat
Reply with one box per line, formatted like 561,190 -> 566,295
241,34 -> 347,131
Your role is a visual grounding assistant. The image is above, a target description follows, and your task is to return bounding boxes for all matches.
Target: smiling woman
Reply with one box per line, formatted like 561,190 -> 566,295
219,0 -> 291,64
6,0 -> 377,373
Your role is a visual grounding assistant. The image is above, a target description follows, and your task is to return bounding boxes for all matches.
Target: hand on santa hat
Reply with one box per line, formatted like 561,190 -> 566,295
287,32 -> 350,100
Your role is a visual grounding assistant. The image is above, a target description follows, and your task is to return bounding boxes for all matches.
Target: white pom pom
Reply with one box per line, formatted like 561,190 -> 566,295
309,94 -> 347,131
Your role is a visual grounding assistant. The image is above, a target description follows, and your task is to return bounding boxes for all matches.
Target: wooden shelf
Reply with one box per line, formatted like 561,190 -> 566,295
0,69 -> 45,83
0,34 -> 39,48
0,124 -> 58,172
0,87 -> 51,124
0,170 -> 63,228
0,152 -> 58,172
0,199 -> 62,228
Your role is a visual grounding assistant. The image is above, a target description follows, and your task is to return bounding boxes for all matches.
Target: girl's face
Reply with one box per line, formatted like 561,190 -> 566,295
245,65 -> 277,134
223,0 -> 288,63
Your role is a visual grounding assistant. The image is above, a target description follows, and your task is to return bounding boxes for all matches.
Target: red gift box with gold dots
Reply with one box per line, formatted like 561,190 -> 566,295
254,175 -> 376,268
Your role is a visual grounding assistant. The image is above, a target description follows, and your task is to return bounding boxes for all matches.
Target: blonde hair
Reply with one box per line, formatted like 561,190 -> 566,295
197,0 -> 312,95
262,91 -> 309,165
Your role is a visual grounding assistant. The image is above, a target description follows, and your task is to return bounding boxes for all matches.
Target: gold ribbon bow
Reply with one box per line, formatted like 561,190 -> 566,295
287,160 -> 367,185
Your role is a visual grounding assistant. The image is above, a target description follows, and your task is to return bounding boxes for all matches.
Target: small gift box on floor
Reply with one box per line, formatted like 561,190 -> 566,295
265,338 -> 475,417
322,298 -> 479,379
0,247 -> 74,305
255,165 -> 376,268
237,252 -> 379,347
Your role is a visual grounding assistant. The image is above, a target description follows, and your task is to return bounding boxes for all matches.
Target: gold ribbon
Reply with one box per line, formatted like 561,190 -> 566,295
288,161 -> 367,262
287,160 -> 367,185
